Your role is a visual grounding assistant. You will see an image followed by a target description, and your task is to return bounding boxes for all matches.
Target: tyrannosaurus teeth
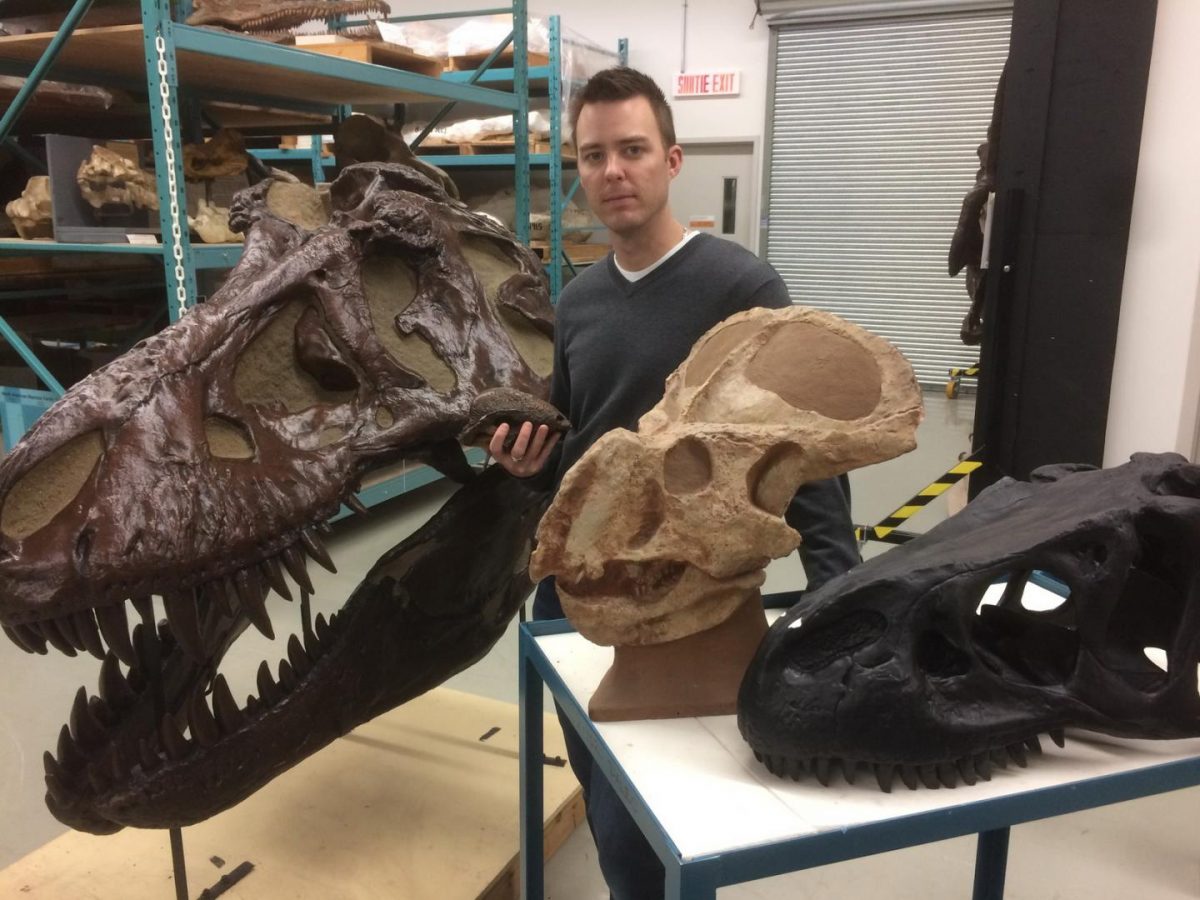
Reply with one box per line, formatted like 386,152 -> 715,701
287,634 -> 311,676
96,602 -> 137,667
314,612 -> 333,644
874,763 -> 896,793
86,764 -> 110,794
69,687 -> 107,748
277,659 -> 298,691
989,747 -> 1009,769
813,756 -> 832,786
1049,728 -> 1066,748
235,569 -> 274,640
138,737 -> 161,772
956,756 -> 978,786
261,556 -> 293,602
211,675 -> 244,734
1007,742 -> 1028,768
842,759 -> 859,785
256,660 -> 282,706
57,725 -> 87,771
974,753 -> 993,781
72,610 -> 107,660
131,595 -> 155,625
97,657 -> 135,710
299,528 -> 337,574
280,546 -> 314,595
160,714 -> 191,761
188,692 -> 220,747
302,620 -> 320,658
45,772 -> 76,806
163,590 -> 206,661
106,743 -> 129,781
936,762 -> 958,788
345,494 -> 370,516
40,619 -> 78,657
43,750 -> 70,785
898,764 -> 920,791
3,624 -> 36,653
54,614 -> 87,653
12,623 -> 48,654
1024,735 -> 1043,755
88,695 -> 116,728
917,764 -> 941,790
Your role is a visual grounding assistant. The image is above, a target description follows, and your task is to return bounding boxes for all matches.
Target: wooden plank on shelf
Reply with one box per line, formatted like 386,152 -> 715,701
301,40 -> 444,78
448,48 -> 550,72
0,689 -> 584,900
0,26 -> 497,108
530,241 -> 610,265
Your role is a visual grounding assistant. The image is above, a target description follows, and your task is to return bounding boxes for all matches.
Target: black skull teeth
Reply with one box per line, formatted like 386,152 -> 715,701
754,729 -> 1067,792
43,607 -> 344,812
2,520 -> 341,661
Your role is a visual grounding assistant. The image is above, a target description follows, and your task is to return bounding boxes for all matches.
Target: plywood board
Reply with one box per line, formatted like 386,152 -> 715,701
0,26 -> 494,108
302,41 -> 444,78
0,689 -> 582,899
449,49 -> 550,72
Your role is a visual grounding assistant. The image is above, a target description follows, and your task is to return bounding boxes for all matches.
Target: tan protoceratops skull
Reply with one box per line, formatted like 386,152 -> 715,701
76,146 -> 159,212
529,305 -> 924,647
5,175 -> 53,239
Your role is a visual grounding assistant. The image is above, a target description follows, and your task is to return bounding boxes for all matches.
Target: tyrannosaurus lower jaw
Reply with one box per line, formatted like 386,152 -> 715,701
24,467 -> 546,833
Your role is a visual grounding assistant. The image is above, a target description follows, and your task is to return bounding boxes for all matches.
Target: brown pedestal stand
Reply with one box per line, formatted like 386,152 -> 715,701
588,592 -> 768,722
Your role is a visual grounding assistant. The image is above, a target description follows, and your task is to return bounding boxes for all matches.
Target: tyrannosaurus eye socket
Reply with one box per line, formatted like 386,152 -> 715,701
204,416 -> 256,460
0,431 -> 104,540
233,295 -> 357,413
361,255 -> 456,392
462,236 -> 553,378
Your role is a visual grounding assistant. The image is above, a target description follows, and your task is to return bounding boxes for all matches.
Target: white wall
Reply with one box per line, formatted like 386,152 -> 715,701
1104,0 -> 1200,466
397,1 -> 773,141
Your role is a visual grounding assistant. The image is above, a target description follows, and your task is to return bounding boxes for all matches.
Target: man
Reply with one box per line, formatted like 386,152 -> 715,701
489,68 -> 859,900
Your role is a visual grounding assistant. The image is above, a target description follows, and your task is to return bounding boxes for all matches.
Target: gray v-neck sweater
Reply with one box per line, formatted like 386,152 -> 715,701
540,233 -> 860,591
549,233 -> 790,478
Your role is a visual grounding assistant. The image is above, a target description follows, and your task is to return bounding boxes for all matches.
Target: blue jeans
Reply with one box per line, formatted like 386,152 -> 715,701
533,577 -> 665,900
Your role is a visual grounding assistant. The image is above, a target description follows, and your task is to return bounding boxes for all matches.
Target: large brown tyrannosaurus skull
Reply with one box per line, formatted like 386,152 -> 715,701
0,162 -> 558,833
531,306 -> 924,647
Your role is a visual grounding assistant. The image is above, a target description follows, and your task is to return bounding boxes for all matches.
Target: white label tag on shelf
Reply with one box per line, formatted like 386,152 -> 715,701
126,234 -> 159,245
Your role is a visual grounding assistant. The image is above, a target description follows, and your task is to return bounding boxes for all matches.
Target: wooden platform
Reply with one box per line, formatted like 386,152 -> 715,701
302,40 -> 443,78
449,48 -> 550,72
0,689 -> 583,899
0,26 -> 498,107
532,241 -> 610,265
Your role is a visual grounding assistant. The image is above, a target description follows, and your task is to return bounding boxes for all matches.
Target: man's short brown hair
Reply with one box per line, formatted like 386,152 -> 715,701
569,67 -> 677,150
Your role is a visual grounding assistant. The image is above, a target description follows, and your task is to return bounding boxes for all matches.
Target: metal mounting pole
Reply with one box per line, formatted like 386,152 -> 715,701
513,0 -> 530,245
548,15 -> 563,300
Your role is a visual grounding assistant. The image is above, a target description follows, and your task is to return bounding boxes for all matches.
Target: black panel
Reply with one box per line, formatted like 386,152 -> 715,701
971,0 -> 1158,496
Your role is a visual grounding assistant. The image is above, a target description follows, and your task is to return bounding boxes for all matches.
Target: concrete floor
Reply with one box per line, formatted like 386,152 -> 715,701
2,391 -> 1198,896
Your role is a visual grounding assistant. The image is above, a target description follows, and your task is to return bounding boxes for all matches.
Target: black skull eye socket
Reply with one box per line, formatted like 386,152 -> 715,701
915,629 -> 972,678
784,609 -> 887,673
969,572 -> 1080,687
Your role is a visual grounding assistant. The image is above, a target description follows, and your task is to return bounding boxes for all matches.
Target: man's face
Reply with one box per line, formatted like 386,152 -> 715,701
575,96 -> 682,238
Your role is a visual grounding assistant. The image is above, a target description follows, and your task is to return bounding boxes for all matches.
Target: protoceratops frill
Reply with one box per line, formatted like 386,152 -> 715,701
530,305 -> 924,648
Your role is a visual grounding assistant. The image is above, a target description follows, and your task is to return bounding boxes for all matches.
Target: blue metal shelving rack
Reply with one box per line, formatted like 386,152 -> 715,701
0,1 -> 534,503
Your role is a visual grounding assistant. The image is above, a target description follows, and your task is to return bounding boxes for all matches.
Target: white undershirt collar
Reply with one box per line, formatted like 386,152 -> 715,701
614,229 -> 700,283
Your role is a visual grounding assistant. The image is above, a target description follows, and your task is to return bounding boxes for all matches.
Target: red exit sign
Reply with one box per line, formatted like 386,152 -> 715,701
673,70 -> 741,98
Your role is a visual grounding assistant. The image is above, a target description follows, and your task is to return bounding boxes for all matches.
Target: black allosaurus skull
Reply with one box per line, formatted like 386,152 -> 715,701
739,452 -> 1200,792
0,162 -> 562,832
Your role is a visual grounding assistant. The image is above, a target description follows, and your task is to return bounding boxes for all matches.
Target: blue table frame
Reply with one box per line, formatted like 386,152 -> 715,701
519,618 -> 1200,900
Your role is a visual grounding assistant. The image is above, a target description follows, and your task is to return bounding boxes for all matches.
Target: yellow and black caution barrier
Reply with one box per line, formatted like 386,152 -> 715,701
855,454 -> 983,545
945,364 -> 980,399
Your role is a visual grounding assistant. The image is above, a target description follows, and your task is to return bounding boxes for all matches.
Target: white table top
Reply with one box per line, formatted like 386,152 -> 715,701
534,626 -> 1200,863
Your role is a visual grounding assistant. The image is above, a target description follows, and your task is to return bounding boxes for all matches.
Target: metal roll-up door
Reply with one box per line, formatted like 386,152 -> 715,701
766,8 -> 1011,387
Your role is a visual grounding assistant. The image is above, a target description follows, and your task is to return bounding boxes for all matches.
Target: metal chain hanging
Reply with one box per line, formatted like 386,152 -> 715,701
154,34 -> 189,321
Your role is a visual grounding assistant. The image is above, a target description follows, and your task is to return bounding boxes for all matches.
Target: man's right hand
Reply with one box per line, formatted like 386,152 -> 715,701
489,421 -> 560,477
